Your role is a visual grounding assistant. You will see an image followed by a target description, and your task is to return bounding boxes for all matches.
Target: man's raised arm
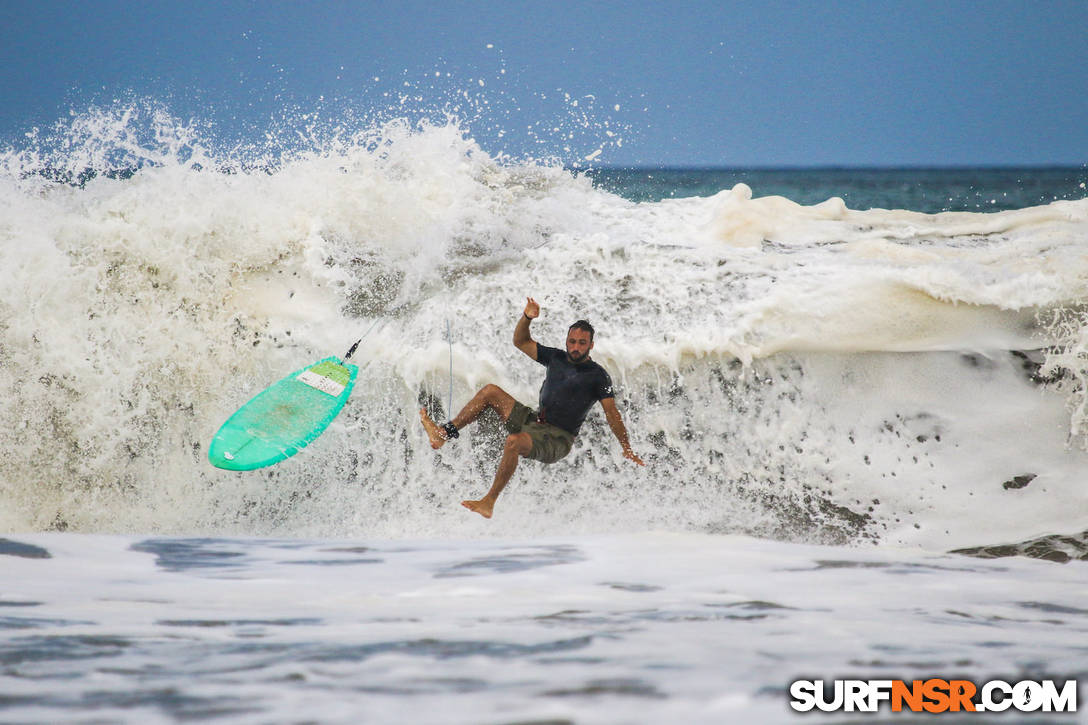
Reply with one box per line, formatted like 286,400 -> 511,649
513,297 -> 540,360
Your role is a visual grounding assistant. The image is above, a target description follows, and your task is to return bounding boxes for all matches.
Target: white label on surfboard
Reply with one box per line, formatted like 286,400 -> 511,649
297,370 -> 345,397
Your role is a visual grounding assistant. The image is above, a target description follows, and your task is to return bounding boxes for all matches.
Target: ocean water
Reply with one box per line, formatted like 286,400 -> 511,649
2,107 -> 1088,723
587,167 -> 1088,213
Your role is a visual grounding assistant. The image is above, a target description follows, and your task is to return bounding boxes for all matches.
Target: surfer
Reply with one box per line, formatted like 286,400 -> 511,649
420,297 -> 644,518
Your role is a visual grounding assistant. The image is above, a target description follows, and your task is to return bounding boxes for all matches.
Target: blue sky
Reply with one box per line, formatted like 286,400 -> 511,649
2,0 -> 1086,167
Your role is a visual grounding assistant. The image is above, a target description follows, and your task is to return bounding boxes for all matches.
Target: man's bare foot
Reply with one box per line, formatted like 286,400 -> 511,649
461,499 -> 495,519
419,408 -> 449,450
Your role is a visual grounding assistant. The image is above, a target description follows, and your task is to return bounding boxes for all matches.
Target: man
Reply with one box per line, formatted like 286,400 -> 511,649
420,297 -> 644,518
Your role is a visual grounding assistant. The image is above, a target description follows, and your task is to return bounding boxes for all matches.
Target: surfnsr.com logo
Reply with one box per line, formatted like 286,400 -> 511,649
789,679 -> 1077,714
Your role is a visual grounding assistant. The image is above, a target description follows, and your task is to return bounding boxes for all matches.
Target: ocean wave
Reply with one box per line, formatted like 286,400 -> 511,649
3,105 -> 1088,552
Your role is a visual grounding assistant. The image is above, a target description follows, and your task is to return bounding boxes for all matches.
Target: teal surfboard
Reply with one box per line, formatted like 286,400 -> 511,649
209,356 -> 358,471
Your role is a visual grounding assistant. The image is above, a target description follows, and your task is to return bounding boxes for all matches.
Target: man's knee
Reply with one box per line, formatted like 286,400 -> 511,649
480,383 -> 513,404
505,433 -> 532,456
479,384 -> 516,420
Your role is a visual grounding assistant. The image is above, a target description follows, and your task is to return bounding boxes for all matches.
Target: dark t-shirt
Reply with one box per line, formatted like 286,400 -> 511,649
534,344 -> 614,436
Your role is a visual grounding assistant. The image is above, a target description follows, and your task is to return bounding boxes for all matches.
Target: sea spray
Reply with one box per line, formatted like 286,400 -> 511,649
2,106 -> 1088,553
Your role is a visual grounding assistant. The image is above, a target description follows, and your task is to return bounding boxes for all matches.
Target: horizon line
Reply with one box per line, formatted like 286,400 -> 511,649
574,163 -> 1088,172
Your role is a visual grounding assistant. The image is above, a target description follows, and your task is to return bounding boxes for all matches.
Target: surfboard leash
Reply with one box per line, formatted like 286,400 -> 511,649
343,317 -> 383,361
446,317 -> 454,418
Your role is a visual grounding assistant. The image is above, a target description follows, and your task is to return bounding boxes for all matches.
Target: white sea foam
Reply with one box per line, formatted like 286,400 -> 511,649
2,107 -> 1088,552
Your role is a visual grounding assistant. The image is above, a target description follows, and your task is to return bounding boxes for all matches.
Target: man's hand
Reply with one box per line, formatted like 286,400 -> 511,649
524,297 -> 540,319
514,298 -> 539,360
622,447 -> 645,466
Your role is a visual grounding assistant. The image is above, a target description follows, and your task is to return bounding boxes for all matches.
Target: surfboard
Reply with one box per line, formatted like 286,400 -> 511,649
208,356 -> 358,471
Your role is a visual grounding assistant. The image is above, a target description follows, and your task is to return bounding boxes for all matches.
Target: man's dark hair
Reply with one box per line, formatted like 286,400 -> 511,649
568,320 -> 595,340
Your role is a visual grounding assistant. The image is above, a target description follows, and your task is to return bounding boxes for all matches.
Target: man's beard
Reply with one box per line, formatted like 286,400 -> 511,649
566,350 -> 587,363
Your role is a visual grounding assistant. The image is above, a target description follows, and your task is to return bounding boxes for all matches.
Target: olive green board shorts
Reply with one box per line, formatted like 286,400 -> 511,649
506,402 -> 575,464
